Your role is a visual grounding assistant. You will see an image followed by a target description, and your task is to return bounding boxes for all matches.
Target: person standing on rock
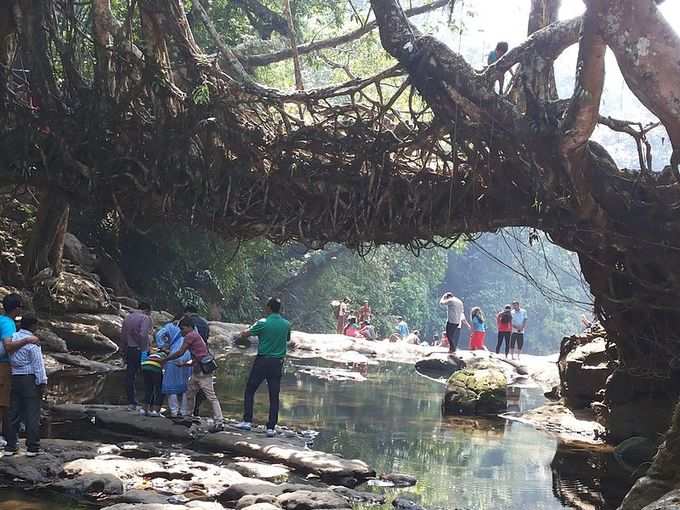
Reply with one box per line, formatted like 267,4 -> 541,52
164,317 -> 224,428
156,319 -> 191,417
121,302 -> 153,411
358,300 -> 372,323
183,305 -> 210,417
469,307 -> 487,351
336,297 -> 350,334
235,297 -> 292,437
0,293 -> 39,446
440,292 -> 466,355
496,304 -> 513,357
510,300 -> 528,360
5,315 -> 47,456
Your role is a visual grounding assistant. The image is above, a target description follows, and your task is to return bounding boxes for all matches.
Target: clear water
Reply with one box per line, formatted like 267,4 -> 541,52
2,354 -> 631,509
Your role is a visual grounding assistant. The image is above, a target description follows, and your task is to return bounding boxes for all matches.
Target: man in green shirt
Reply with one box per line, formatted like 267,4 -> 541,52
234,297 -> 291,437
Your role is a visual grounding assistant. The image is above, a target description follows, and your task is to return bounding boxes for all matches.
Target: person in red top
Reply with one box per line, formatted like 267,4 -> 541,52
164,317 -> 223,427
496,304 -> 513,357
357,301 -> 372,323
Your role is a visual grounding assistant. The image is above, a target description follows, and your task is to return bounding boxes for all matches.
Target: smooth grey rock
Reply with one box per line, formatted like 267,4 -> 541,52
94,409 -> 193,441
64,313 -> 124,344
237,495 -> 280,509
53,472 -> 124,495
277,490 -> 351,510
35,328 -> 69,353
50,352 -> 120,373
641,489 -> 680,510
230,461 -> 289,481
380,473 -> 417,487
41,318 -> 118,354
331,486 -> 385,504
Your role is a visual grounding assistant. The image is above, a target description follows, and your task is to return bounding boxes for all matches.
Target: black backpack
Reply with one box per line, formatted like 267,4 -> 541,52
500,311 -> 512,324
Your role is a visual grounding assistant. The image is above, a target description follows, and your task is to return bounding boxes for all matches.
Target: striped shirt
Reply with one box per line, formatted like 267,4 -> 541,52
10,330 -> 48,385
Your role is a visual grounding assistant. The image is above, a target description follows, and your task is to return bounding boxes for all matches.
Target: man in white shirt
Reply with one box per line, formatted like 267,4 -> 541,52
5,315 -> 47,456
510,301 -> 528,360
440,293 -> 469,354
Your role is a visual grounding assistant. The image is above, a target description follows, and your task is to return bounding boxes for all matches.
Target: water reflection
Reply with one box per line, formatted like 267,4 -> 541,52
38,354 -> 632,510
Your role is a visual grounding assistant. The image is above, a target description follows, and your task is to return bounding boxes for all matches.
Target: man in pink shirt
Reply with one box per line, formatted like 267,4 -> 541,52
164,317 -> 223,427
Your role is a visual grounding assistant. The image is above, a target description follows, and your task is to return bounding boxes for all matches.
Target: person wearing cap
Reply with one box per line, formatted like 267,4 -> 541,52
510,300 -> 528,360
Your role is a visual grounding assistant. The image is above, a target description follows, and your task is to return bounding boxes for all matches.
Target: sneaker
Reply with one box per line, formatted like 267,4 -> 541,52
234,421 -> 252,431
147,411 -> 160,417
26,450 -> 42,457
138,408 -> 147,416
266,429 -> 276,438
127,405 -> 137,412
3,449 -> 18,457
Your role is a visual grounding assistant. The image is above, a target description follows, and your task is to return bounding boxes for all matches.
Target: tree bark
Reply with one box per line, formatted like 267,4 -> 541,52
23,189 -> 70,283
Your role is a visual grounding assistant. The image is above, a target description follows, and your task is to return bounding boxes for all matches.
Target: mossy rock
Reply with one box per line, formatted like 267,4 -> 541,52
442,367 -> 507,416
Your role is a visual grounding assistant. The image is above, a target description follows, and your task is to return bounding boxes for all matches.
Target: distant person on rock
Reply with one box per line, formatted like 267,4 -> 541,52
343,317 -> 361,338
4,315 -> 46,456
183,305 -> 210,417
440,292 -> 466,355
496,304 -> 513,357
336,297 -> 350,334
0,293 -> 39,448
358,300 -> 372,323
121,302 -> 153,411
510,300 -> 528,360
359,320 -> 377,340
397,317 -> 410,340
164,317 -> 223,428
469,307 -> 487,351
156,319 -> 191,417
235,297 -> 292,437
487,41 -> 509,93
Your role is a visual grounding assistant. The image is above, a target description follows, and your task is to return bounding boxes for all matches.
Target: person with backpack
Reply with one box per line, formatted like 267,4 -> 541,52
496,304 -> 513,357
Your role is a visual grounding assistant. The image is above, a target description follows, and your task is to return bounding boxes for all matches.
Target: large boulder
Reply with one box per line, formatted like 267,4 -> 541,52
558,328 -> 614,408
64,313 -> 124,345
35,328 -> 69,353
41,319 -> 118,354
63,233 -> 97,272
642,490 -> 680,510
442,365 -> 507,416
33,272 -> 114,314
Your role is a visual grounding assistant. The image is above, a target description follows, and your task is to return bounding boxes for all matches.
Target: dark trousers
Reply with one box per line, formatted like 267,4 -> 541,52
243,356 -> 284,429
126,347 -> 141,406
143,370 -> 163,407
446,322 -> 460,353
5,375 -> 41,452
496,331 -> 511,355
511,332 -> 525,351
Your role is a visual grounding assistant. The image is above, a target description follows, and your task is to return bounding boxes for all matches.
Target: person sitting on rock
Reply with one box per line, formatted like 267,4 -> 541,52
5,314 -> 47,457
0,293 -> 39,449
359,320 -> 377,340
343,317 -> 362,338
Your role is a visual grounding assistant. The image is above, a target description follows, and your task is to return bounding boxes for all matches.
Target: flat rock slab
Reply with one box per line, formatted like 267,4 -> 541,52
230,460 -> 290,481
94,409 -> 193,441
194,430 -> 375,481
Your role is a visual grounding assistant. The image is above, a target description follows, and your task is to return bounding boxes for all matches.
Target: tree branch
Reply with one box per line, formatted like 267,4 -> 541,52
241,0 -> 449,67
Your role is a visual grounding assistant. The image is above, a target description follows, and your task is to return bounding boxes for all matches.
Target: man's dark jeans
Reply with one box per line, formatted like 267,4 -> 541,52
243,356 -> 284,429
126,347 -> 142,406
5,375 -> 42,452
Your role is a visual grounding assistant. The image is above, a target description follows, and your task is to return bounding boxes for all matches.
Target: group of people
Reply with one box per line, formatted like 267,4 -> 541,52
121,297 -> 292,437
439,293 -> 528,359
334,298 -> 376,340
0,293 -> 48,456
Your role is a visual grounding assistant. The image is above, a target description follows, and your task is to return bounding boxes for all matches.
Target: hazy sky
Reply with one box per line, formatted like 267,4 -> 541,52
423,0 -> 679,170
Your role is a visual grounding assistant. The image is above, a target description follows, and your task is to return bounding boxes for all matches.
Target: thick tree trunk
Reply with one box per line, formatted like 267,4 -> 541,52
23,190 -> 70,283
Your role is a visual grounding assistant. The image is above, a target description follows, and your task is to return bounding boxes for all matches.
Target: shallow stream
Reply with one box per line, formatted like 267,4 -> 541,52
1,353 -> 632,509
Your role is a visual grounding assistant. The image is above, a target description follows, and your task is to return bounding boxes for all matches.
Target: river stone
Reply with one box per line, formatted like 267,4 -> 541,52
195,431 -> 375,481
380,473 -> 417,487
237,495 -> 280,508
392,496 -> 426,510
241,505 -> 282,510
33,271 -> 113,314
614,436 -> 658,473
41,318 -> 118,354
102,504 -> 223,510
219,481 -> 281,501
53,472 -> 124,496
93,409 -> 193,441
442,366 -> 507,416
276,490 -> 351,510
331,486 -> 385,504
231,461 -> 290,481
415,355 -> 465,379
